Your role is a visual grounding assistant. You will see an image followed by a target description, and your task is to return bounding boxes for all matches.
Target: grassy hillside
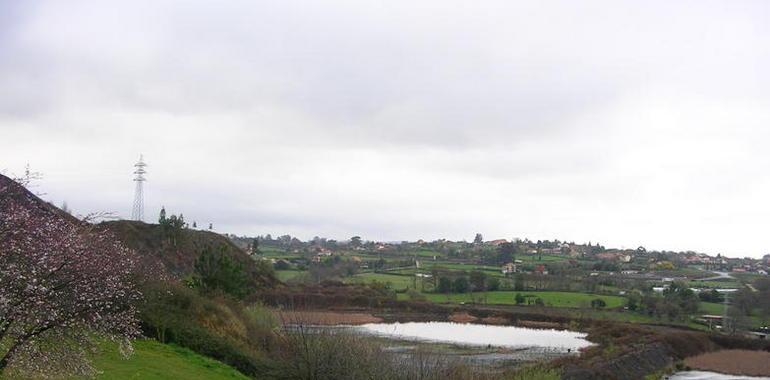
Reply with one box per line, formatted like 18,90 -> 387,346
93,340 -> 248,380
101,220 -> 277,288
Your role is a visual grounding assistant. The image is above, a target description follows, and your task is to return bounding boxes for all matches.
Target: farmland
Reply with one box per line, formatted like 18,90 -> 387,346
348,272 -> 415,291
396,290 -> 626,308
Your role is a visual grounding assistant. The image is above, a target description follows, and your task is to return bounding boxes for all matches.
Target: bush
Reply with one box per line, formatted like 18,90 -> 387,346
274,260 -> 291,270
591,298 -> 607,309
139,281 -> 275,377
514,275 -> 525,291
437,277 -> 453,293
275,323 -> 477,380
407,289 -> 427,301
191,244 -> 252,299
453,277 -> 469,293
627,292 -> 641,311
486,277 -> 500,291
699,289 -> 724,303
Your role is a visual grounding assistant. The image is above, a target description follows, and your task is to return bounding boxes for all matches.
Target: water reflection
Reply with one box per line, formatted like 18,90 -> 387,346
355,322 -> 592,351
667,371 -> 770,380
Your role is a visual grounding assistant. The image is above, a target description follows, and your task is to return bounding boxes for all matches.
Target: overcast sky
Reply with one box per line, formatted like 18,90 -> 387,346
2,1 -> 769,257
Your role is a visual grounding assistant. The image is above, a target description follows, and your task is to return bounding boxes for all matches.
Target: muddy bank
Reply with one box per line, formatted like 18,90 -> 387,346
448,312 -> 477,323
684,350 -> 770,377
273,310 -> 383,325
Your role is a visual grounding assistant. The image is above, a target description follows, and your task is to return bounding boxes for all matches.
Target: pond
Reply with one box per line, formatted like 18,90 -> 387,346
354,321 -> 592,352
667,371 -> 770,380
286,321 -> 592,369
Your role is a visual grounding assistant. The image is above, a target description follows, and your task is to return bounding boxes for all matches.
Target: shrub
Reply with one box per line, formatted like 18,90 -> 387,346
699,289 -> 724,303
437,277 -> 453,293
487,277 -> 501,291
514,275 -> 525,291
138,281 -> 274,377
453,277 -> 470,293
407,289 -> 427,301
275,323 -> 477,380
191,244 -> 252,299
591,298 -> 607,309
627,292 -> 641,311
274,260 -> 291,270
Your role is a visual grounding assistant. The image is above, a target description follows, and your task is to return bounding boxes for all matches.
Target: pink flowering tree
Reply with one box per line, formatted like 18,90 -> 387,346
0,178 -> 141,377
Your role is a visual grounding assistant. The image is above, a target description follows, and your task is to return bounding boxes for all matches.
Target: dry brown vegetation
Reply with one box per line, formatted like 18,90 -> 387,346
272,320 -> 503,380
448,312 -> 478,323
684,349 -> 770,377
274,310 -> 383,325
480,316 -> 509,325
516,320 -> 562,329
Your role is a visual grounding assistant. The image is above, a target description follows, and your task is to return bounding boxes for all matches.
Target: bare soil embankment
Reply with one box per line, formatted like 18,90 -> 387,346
684,349 -> 770,377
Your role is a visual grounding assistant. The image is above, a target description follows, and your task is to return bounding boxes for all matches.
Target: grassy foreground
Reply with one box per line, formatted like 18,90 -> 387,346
93,339 -> 248,380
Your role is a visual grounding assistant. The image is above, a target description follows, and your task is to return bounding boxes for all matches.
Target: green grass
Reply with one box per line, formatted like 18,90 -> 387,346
390,266 -> 503,279
414,248 -> 443,258
699,301 -> 727,315
731,272 -> 766,283
421,262 -> 503,273
259,246 -> 288,256
517,255 -> 566,262
276,269 -> 304,281
93,339 -> 249,380
349,272 -> 416,291
686,280 -> 741,289
398,290 -> 626,308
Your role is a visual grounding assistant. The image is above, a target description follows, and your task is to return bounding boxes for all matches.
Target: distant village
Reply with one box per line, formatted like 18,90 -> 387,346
227,234 -> 770,279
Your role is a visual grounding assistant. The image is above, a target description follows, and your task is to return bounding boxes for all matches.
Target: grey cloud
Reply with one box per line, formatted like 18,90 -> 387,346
2,0 -> 770,256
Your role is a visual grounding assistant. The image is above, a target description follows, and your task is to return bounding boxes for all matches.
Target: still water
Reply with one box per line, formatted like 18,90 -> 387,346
354,321 -> 592,351
667,371 -> 770,380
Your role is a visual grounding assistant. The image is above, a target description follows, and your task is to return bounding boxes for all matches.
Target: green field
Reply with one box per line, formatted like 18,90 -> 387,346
93,339 -> 248,380
349,272 -> 416,291
418,262 -> 505,276
399,290 -> 626,308
259,246 -> 304,260
389,265 -> 501,278
517,255 -> 567,262
276,270 -> 304,281
686,280 -> 741,289
730,272 -> 766,283
699,301 -> 727,315
413,248 -> 443,258
259,246 -> 288,256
